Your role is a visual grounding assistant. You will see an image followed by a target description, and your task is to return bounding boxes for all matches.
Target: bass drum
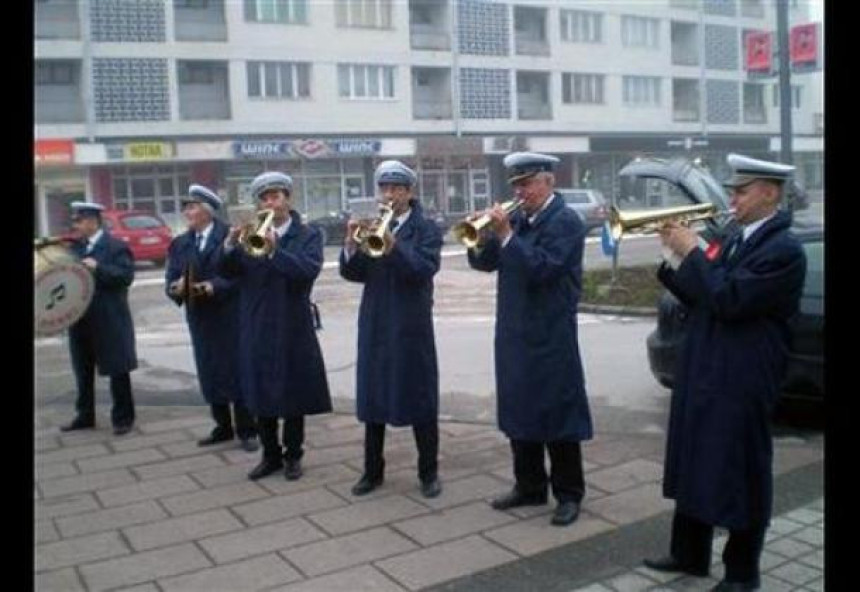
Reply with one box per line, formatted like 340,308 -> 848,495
34,241 -> 94,336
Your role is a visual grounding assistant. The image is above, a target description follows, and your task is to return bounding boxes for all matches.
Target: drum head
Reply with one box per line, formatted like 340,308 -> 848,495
35,262 -> 94,336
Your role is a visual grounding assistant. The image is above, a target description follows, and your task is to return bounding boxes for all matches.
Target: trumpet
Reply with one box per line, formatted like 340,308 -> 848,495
238,208 -> 276,257
353,203 -> 395,258
452,199 -> 524,248
608,203 -> 735,242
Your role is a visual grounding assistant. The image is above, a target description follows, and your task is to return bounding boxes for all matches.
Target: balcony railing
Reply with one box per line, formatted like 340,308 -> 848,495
673,108 -> 700,122
515,38 -> 550,56
743,109 -> 767,124
672,45 -> 699,66
413,101 -> 453,120
518,103 -> 552,120
410,24 -> 450,50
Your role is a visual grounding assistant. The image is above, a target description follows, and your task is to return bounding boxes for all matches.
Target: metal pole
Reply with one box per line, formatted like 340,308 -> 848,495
698,2 -> 707,139
776,0 -> 794,215
450,0 -> 461,138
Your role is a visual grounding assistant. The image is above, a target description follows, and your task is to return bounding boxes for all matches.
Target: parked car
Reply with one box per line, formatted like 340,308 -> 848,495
628,157 -> 824,405
556,188 -> 608,232
100,209 -> 173,266
308,210 -> 350,246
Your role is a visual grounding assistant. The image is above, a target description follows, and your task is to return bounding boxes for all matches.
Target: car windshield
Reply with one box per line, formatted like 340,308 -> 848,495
122,215 -> 164,229
802,239 -> 824,300
561,191 -> 591,205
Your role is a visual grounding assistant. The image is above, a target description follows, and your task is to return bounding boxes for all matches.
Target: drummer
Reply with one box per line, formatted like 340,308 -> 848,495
60,202 -> 139,436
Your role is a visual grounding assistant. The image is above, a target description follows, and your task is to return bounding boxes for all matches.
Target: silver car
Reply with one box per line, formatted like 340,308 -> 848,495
556,188 -> 608,232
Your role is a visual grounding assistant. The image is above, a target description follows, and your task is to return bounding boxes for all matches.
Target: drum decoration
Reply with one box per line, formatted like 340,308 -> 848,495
34,240 -> 94,336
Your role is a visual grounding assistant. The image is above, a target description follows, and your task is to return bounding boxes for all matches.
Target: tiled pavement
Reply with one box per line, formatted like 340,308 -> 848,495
35,405 -> 823,591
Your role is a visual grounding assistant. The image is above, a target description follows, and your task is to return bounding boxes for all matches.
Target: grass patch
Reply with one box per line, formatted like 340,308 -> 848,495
581,264 -> 664,309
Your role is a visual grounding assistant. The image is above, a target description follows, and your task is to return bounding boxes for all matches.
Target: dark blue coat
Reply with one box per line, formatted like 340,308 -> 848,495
217,211 -> 331,419
339,202 -> 442,426
468,194 -> 593,442
657,210 -> 806,529
165,219 -> 241,406
68,231 -> 138,376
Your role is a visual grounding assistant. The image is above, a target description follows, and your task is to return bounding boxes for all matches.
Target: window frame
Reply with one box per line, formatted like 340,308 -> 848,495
560,9 -> 603,44
622,15 -> 661,49
335,0 -> 393,29
244,0 -> 308,24
338,63 -> 396,100
246,61 -> 311,99
561,72 -> 605,105
623,75 -> 662,106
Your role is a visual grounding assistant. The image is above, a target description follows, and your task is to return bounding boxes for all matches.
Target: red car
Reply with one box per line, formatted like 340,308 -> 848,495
100,209 -> 173,266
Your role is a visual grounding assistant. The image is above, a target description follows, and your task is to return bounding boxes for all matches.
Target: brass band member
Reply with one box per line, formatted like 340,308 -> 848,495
340,160 -> 444,498
644,154 -> 807,591
61,202 -> 137,436
165,185 -> 258,452
219,172 -> 332,481
467,152 -> 593,526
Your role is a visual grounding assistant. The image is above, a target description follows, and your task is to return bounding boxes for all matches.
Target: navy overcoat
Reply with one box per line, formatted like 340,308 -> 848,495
165,219 -> 241,406
468,194 -> 593,442
217,211 -> 331,419
68,231 -> 138,376
339,201 -> 442,426
657,210 -> 806,529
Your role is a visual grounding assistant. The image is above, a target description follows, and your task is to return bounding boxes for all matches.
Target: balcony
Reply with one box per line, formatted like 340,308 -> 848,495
671,22 -> 699,66
414,101 -> 453,120
672,78 -> 700,122
744,108 -> 767,124
36,60 -> 84,123
174,0 -> 227,42
35,0 -> 80,39
178,61 -> 231,120
412,67 -> 452,120
741,0 -> 765,18
410,23 -> 450,51
514,6 -> 549,57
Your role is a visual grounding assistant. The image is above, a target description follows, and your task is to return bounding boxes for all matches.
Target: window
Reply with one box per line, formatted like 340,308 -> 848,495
121,215 -> 165,230
622,15 -> 660,48
773,84 -> 802,109
338,64 -> 395,99
562,73 -> 604,104
247,61 -> 310,98
560,10 -> 602,43
336,0 -> 392,29
36,61 -> 76,85
179,63 -> 215,84
743,83 -> 766,123
176,0 -> 210,8
244,0 -> 307,24
623,76 -> 661,106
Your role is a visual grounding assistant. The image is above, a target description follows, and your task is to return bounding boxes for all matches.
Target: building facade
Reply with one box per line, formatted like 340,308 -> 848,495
35,0 -> 823,236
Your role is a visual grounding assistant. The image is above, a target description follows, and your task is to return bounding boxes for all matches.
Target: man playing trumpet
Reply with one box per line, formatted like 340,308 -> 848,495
165,184 -> 258,452
466,152 -> 593,526
340,160 -> 444,498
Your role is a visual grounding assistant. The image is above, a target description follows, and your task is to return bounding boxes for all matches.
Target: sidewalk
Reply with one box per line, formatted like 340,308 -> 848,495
35,404 -> 823,592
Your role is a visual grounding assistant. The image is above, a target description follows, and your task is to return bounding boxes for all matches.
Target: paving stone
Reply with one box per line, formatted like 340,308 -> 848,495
159,439 -> 233,459
56,500 -> 167,538
136,417 -> 211,434
78,542 -> 212,591
36,462 -> 79,481
35,435 -> 61,453
37,443 -> 111,466
96,475 -> 200,507
303,424 -> 365,448
40,468 -> 138,498
790,525 -> 825,546
633,565 -> 684,584
758,549 -> 791,571
188,461 -> 260,489
324,466 -> 464,503
767,536 -> 816,559
35,567 -> 86,592
76,448 -> 168,473
109,430 -> 189,452
439,422 -> 494,437
307,494 -> 430,536
159,481 -> 269,516
392,501 -> 516,546
36,531 -> 130,572
124,508 -> 244,551
586,483 -> 673,525
568,584 -> 614,592
798,549 -> 825,570
804,576 -> 825,592
57,429 -> 116,447
113,585 -> 160,592
275,564 -> 406,592
783,508 -> 824,526
36,520 -> 60,544
262,462 -> 363,497
158,553 -> 301,592
757,574 -> 798,591
585,459 -> 663,494
303,443 -> 363,467
404,474 -> 506,510
769,516 -> 806,535
199,517 -> 327,564
233,488 -> 346,526
376,535 -> 517,590
768,560 -> 823,586
605,572 -> 659,592
483,511 -> 615,556
284,526 -> 418,577
36,493 -> 100,520
132,454 -> 226,480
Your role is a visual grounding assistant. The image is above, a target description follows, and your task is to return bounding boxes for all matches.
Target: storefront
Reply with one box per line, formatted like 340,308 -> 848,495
34,139 -> 86,237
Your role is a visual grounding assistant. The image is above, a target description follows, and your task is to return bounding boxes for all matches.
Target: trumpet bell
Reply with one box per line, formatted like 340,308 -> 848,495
608,202 -> 721,241
239,209 -> 276,257
452,199 -> 523,248
354,203 -> 394,258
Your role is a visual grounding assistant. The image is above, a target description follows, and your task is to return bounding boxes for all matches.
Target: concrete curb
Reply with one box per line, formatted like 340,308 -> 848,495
579,303 -> 657,317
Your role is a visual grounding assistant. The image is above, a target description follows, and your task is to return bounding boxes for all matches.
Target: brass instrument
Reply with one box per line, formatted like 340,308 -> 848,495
238,208 -> 276,257
608,203 -> 734,242
174,261 -> 207,308
353,203 -> 395,258
452,199 -> 524,248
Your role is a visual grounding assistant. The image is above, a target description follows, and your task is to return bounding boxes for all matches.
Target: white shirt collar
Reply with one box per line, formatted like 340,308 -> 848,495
273,216 -> 292,238
88,229 -> 104,248
392,208 -> 411,234
528,193 -> 555,224
742,211 -> 777,242
197,221 -> 214,240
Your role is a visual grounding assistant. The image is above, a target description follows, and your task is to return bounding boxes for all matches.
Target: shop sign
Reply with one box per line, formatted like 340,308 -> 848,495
233,139 -> 381,160
125,142 -> 174,161
329,139 -> 381,155
35,139 -> 75,166
233,140 -> 293,159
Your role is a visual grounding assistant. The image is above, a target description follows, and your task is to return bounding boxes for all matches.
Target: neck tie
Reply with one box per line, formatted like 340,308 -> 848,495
726,232 -> 743,259
196,233 -> 204,251
389,219 -> 399,233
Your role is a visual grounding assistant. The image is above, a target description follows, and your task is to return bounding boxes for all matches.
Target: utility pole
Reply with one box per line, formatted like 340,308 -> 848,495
776,0 -> 794,214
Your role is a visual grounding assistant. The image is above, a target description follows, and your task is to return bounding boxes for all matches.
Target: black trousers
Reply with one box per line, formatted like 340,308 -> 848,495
511,439 -> 585,503
669,510 -> 766,583
257,416 -> 304,462
363,421 -> 438,483
71,349 -> 135,428
210,403 -> 257,440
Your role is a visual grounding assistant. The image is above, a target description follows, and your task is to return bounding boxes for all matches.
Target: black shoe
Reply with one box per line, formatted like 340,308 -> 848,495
198,430 -> 234,447
643,555 -> 710,577
239,437 -> 259,453
550,501 -> 580,526
351,474 -> 384,496
710,578 -> 760,591
113,424 -> 134,436
491,489 -> 548,510
284,459 -> 303,481
60,417 -> 95,432
420,477 -> 442,499
248,458 -> 283,481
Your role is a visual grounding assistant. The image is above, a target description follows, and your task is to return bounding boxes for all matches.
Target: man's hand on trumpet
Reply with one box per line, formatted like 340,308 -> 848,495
658,221 -> 698,259
488,203 -> 514,242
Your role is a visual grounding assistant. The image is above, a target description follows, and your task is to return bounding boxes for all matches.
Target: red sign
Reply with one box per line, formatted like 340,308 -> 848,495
35,139 -> 74,166
791,23 -> 818,66
745,30 -> 773,74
